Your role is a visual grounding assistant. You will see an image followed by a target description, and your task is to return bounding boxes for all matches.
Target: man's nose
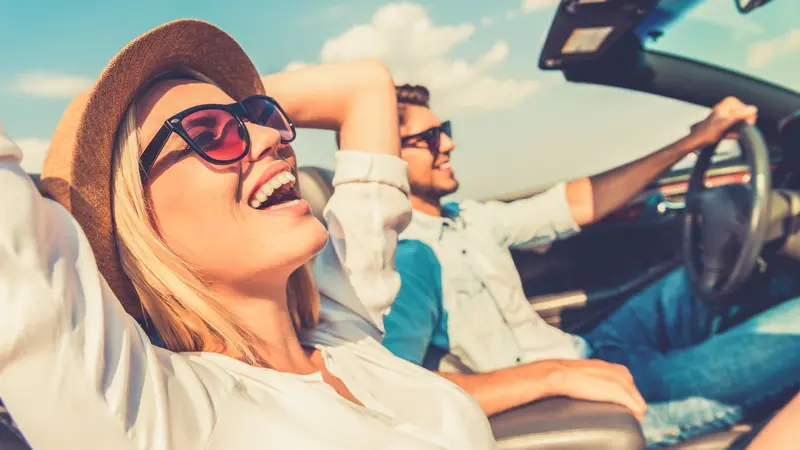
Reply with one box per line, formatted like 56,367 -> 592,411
439,132 -> 456,154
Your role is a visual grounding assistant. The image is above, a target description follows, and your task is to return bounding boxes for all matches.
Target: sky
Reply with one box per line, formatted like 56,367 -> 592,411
1,0 -> 799,200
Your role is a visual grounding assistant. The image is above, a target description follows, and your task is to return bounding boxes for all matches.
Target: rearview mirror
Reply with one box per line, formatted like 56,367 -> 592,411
735,0 -> 776,14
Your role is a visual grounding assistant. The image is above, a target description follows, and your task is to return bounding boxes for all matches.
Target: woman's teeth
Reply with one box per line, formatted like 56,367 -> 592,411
249,171 -> 296,209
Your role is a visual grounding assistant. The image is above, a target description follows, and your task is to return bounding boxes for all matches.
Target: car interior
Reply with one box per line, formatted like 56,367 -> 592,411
297,1 -> 800,449
2,1 -> 799,449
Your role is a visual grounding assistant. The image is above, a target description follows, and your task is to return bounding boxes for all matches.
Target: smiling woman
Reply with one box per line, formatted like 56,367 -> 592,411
0,19 -> 493,450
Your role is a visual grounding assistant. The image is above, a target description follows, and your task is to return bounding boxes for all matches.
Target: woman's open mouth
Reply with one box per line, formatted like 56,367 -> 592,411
249,169 -> 301,211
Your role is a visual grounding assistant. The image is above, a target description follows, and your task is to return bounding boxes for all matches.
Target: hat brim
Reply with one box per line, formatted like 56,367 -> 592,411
41,19 -> 266,318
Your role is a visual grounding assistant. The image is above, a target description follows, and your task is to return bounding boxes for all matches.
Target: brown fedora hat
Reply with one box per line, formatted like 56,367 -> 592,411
41,19 -> 266,318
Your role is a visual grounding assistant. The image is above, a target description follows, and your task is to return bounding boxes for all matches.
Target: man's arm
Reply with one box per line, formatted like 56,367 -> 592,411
435,359 -> 647,419
384,240 -> 647,418
567,97 -> 759,226
261,59 -> 400,157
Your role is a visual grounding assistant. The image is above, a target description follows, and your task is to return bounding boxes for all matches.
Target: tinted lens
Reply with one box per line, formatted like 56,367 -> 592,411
243,97 -> 294,142
181,108 -> 247,162
441,121 -> 452,138
428,129 -> 441,153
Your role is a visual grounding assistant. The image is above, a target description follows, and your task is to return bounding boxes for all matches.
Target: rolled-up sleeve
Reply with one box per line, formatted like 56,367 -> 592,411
462,182 -> 581,249
313,151 -> 412,333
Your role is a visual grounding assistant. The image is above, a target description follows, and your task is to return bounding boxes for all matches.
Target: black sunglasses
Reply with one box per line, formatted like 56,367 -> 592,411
400,120 -> 452,160
139,95 -> 296,179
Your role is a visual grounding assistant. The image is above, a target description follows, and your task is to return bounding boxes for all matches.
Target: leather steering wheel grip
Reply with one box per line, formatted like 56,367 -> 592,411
682,124 -> 772,302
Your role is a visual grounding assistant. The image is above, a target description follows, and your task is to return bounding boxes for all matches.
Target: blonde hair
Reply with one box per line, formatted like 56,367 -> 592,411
110,87 -> 318,365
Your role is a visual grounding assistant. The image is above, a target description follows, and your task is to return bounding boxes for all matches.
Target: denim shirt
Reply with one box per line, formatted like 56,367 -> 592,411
383,183 -> 590,372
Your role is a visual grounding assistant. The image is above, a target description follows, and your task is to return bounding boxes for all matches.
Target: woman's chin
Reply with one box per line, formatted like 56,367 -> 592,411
228,215 -> 328,280
285,217 -> 329,264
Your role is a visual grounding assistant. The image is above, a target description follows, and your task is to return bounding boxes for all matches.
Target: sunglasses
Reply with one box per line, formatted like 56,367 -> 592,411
139,95 -> 296,178
400,120 -> 452,160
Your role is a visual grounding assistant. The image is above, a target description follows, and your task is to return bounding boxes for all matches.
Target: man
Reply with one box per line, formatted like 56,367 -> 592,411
382,84 -> 800,447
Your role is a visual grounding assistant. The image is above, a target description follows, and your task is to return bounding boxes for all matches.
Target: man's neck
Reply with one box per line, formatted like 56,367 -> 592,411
410,194 -> 442,217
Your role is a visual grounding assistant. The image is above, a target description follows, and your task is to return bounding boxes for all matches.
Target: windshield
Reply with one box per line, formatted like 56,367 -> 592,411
642,0 -> 800,92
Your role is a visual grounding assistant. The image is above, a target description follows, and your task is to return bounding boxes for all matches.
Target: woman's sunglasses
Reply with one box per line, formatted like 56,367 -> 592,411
139,95 -> 296,179
400,120 -> 452,161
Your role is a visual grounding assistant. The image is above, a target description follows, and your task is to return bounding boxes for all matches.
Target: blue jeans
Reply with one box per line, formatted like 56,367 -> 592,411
583,267 -> 800,448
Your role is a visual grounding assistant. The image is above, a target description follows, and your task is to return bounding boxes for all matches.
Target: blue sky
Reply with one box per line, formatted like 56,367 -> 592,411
1,0 -> 799,199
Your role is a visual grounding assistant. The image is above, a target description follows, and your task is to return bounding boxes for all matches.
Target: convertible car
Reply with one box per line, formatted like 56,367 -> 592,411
301,0 -> 800,449
2,0 -> 799,449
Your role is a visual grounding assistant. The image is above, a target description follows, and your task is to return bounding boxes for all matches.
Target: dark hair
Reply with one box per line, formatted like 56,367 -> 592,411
396,84 -> 430,125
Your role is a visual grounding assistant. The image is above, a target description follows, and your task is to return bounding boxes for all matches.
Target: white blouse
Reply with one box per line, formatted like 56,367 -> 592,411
0,135 -> 495,450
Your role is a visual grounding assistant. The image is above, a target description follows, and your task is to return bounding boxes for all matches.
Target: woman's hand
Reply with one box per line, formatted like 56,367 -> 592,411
261,60 -> 400,157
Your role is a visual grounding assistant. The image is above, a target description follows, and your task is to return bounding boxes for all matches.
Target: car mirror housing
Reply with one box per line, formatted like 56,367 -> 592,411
735,0 -> 777,14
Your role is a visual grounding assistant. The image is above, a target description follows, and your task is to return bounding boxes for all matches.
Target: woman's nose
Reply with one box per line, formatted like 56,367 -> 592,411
246,122 -> 283,162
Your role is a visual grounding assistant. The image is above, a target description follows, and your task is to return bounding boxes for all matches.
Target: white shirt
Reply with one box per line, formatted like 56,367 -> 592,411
393,190 -> 589,373
0,135 -> 494,450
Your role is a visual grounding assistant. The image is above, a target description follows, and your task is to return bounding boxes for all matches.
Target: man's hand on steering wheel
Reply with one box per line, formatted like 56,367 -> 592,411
688,96 -> 759,148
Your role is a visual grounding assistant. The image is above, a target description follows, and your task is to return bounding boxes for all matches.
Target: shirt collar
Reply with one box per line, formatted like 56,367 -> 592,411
410,202 -> 463,240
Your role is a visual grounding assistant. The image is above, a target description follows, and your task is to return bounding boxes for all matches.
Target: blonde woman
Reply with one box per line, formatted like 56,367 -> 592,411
0,20 -> 493,450
739,392 -> 800,450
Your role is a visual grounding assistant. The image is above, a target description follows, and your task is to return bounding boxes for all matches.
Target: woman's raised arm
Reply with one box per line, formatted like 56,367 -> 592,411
261,59 -> 400,157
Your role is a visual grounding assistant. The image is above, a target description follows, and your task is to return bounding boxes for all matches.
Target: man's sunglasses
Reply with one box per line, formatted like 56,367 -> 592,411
400,120 -> 452,160
139,95 -> 296,179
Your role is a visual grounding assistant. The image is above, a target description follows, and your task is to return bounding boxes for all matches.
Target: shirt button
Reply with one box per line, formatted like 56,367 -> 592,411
461,249 -> 467,255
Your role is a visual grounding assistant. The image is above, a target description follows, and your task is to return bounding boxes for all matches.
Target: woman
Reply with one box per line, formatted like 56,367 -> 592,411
0,20 -> 494,449
735,392 -> 800,450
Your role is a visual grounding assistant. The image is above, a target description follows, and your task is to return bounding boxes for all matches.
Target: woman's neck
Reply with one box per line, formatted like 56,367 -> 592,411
206,281 -> 318,374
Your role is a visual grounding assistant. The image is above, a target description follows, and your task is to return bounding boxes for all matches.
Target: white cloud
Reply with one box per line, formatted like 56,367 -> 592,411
747,28 -> 800,69
455,78 -> 538,110
477,41 -> 510,67
521,0 -> 560,13
302,2 -> 541,116
11,72 -> 92,99
283,61 -> 311,71
480,16 -> 494,28
15,138 -> 50,173
320,3 -> 476,65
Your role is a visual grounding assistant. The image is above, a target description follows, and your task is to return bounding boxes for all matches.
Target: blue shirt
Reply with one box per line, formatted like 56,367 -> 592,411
382,183 -> 590,372
382,241 -> 450,370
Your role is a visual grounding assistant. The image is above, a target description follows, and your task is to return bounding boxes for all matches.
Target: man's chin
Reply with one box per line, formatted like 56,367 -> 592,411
438,180 -> 459,197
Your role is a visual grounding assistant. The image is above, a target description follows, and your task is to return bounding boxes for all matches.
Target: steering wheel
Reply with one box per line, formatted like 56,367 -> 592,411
683,124 -> 772,302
